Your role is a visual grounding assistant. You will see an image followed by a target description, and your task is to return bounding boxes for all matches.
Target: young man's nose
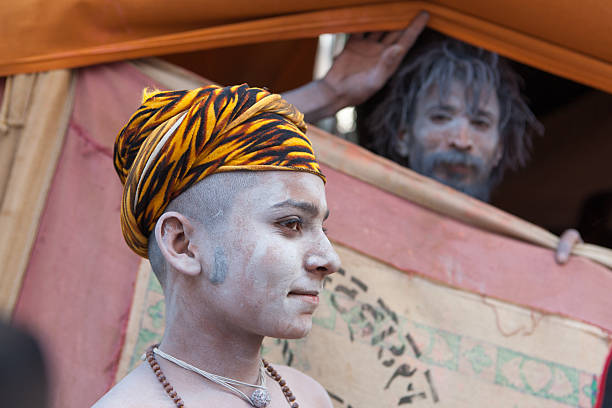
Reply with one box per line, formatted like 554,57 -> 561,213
305,237 -> 341,277
448,119 -> 473,151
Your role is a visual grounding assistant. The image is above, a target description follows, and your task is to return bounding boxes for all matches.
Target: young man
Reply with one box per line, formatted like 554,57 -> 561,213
93,85 -> 340,407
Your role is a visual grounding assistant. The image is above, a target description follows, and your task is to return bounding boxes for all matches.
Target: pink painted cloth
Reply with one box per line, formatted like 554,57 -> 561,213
12,62 -> 163,408
323,163 -> 612,332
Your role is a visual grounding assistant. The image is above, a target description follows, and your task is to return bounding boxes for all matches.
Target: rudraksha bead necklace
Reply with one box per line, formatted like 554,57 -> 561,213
262,359 -> 299,408
144,345 -> 300,408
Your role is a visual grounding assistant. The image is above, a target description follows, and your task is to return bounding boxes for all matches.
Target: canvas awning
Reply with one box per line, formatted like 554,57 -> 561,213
4,1 -> 612,93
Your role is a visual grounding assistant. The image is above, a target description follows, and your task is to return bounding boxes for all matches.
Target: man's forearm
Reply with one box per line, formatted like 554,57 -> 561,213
282,79 -> 350,124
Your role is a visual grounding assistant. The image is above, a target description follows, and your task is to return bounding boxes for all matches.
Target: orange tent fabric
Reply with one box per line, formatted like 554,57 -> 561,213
4,1 -> 612,93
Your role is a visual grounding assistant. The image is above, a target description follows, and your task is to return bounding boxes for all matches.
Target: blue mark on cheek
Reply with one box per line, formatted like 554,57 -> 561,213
211,247 -> 228,284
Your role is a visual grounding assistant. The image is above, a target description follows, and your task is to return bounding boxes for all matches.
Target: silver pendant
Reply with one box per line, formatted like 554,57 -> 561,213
251,388 -> 271,407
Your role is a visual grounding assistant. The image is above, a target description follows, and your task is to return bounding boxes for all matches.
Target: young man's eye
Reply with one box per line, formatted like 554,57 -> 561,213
279,218 -> 302,232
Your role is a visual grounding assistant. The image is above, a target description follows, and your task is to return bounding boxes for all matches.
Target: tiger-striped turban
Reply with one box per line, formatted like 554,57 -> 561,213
114,84 -> 324,258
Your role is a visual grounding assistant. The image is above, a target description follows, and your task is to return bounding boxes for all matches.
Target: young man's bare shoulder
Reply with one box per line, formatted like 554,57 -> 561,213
275,364 -> 333,408
91,364 -> 172,408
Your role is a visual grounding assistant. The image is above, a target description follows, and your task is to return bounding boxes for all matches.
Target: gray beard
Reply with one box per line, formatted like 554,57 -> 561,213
410,150 -> 494,202
427,172 -> 493,202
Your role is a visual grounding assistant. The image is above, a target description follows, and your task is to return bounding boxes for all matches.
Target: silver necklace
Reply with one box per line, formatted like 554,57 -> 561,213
152,347 -> 272,408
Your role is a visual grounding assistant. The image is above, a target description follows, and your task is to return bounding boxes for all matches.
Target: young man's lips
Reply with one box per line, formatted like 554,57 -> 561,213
288,291 -> 320,304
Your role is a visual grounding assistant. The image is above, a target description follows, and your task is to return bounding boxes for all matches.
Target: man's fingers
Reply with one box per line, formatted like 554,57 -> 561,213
381,30 -> 403,46
397,11 -> 430,49
373,44 -> 404,83
555,229 -> 583,264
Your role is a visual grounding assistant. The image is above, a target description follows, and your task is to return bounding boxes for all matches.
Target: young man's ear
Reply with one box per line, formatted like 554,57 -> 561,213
155,211 -> 202,276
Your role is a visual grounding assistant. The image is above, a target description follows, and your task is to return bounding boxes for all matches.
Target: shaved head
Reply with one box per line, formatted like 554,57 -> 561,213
148,172 -> 257,286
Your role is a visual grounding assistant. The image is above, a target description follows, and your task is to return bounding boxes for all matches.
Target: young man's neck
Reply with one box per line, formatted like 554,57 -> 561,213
159,303 -> 264,385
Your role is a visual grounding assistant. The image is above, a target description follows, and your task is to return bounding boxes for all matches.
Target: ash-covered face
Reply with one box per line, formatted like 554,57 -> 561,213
407,79 -> 502,201
192,171 -> 340,339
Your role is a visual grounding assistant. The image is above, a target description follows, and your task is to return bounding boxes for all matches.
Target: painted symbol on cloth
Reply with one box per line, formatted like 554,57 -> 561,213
496,349 -> 581,405
463,344 -> 494,375
281,267 -> 441,406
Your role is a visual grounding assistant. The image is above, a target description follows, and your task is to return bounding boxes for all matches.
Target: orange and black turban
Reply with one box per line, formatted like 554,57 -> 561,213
114,84 -> 324,258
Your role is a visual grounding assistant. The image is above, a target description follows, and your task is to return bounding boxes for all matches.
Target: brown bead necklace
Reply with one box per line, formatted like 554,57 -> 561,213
145,345 -> 299,408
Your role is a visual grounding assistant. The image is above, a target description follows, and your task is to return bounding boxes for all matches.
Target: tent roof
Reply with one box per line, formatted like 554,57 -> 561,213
4,1 -> 612,92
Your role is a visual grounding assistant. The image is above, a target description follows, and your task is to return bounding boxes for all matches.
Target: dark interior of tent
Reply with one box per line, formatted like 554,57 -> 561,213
156,28 -> 611,248
493,62 -> 612,249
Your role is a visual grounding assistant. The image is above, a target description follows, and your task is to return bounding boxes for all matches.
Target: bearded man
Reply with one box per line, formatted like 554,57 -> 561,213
93,85 -> 340,407
284,12 -> 581,263
356,38 -> 542,203
286,14 -> 534,203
